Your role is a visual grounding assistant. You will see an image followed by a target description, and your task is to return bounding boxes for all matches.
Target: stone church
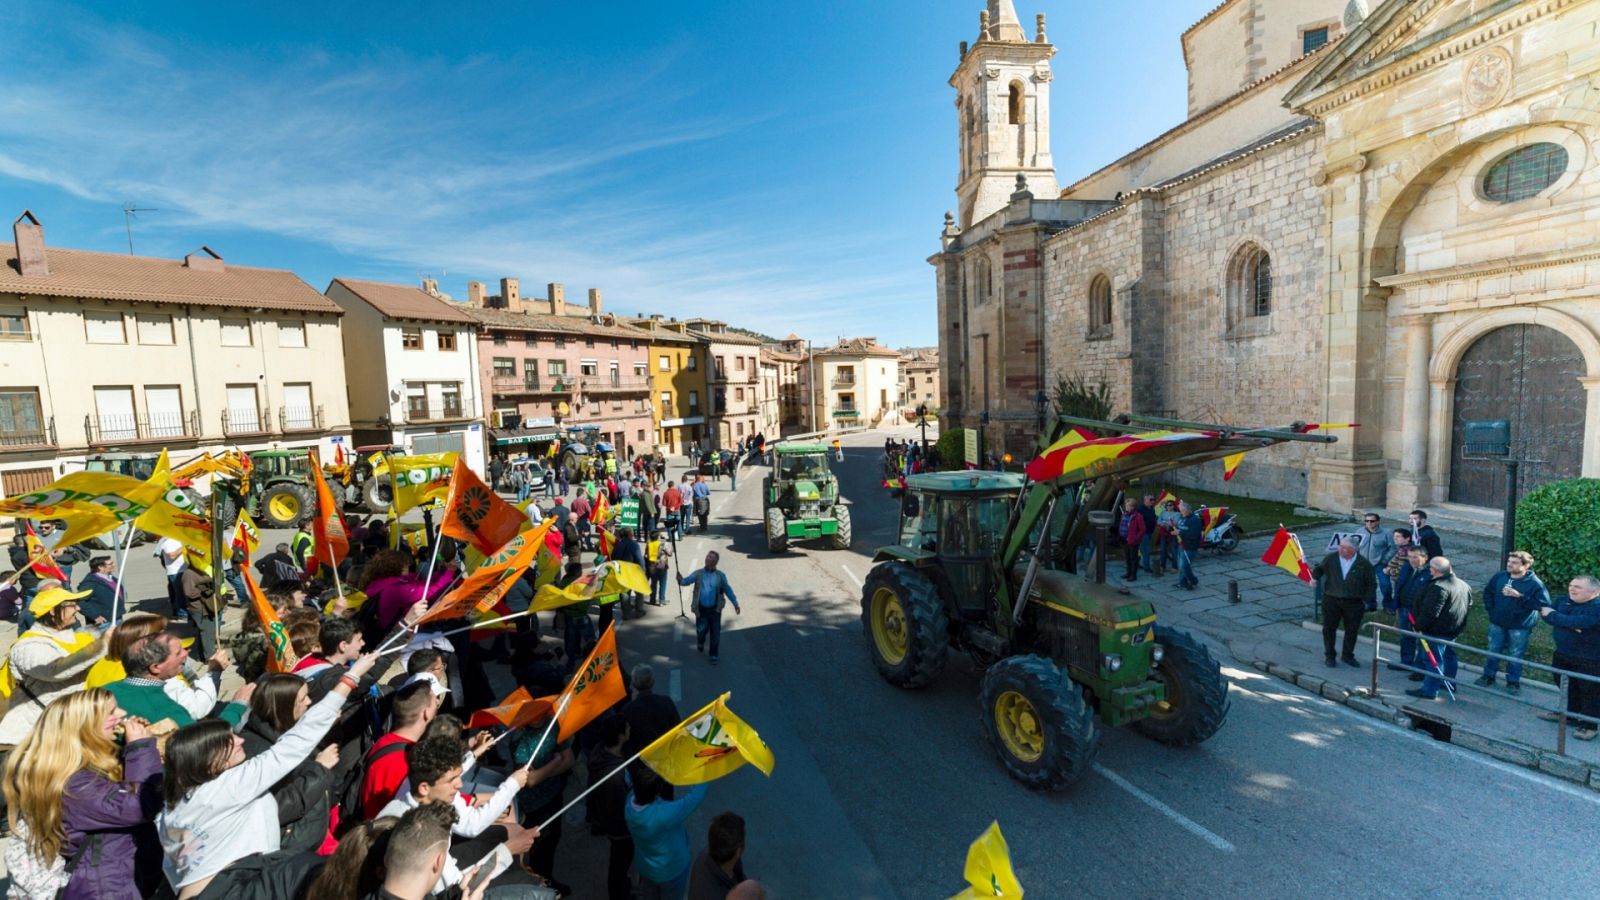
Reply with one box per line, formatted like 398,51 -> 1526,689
933,0 -> 1600,513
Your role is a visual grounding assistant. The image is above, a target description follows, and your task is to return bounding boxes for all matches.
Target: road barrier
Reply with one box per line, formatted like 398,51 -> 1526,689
1364,621 -> 1600,756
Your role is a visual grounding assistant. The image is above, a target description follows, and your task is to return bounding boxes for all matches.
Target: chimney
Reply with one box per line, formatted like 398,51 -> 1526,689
421,277 -> 439,296
548,282 -> 565,317
13,210 -> 47,277
587,288 -> 603,316
501,277 -> 521,313
183,246 -> 225,273
467,280 -> 485,307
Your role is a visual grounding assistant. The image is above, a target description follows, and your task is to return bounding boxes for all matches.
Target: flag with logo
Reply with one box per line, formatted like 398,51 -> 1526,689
550,623 -> 627,740
468,686 -> 555,731
639,691 -> 775,786
417,522 -> 552,624
0,473 -> 133,547
441,456 -> 526,556
22,521 -> 68,582
134,467 -> 217,569
305,449 -> 349,577
947,821 -> 1024,900
231,510 -> 261,565
1261,525 -> 1313,584
388,452 -> 459,515
243,570 -> 298,673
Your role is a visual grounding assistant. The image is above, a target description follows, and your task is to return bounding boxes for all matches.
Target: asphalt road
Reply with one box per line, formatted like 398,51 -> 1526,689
93,430 -> 1600,898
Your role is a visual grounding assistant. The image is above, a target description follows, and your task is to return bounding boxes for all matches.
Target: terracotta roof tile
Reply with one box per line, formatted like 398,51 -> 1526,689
464,304 -> 655,340
0,243 -> 338,313
331,278 -> 477,324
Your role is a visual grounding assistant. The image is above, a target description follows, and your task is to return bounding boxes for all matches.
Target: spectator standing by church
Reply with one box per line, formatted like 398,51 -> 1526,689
1357,513 -> 1396,611
1477,551 -> 1547,694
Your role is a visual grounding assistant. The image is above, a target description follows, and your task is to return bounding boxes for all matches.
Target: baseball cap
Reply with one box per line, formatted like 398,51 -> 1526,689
402,671 -> 450,699
29,585 -> 91,618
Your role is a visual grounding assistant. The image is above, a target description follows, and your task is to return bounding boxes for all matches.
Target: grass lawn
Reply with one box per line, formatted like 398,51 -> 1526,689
1137,484 -> 1339,536
1333,602 -> 1558,685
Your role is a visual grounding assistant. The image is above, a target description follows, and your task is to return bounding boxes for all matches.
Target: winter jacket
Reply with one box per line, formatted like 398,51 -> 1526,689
621,692 -> 683,757
1392,563 -> 1431,612
0,626 -> 104,746
679,569 -> 738,613
1412,574 -> 1471,637
1481,571 -> 1549,631
586,745 -> 631,839
8,543 -> 39,594
1543,597 -> 1600,660
1311,553 -> 1376,603
687,849 -> 746,900
1118,511 -> 1148,546
1411,524 -> 1443,559
76,573 -> 122,626
365,573 -> 452,637
626,783 -> 709,884
103,678 -> 245,730
1175,512 -> 1203,550
1357,527 -> 1396,569
59,738 -> 165,900
239,714 -> 340,854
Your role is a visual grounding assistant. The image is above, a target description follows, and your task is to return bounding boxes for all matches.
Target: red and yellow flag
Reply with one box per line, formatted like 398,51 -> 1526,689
1025,430 -> 1211,483
1199,507 -> 1229,533
551,623 -> 626,740
1155,490 -> 1179,508
596,525 -> 615,559
1295,423 -> 1359,434
441,456 -> 527,556
1222,452 -> 1245,482
1261,526 -> 1312,584
243,570 -> 299,673
639,691 -> 775,786
305,449 -> 349,577
592,491 -> 611,526
468,686 -> 555,731
231,511 -> 260,566
23,521 -> 68,583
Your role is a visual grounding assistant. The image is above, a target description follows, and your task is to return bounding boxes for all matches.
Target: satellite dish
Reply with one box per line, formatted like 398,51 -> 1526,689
557,401 -> 570,416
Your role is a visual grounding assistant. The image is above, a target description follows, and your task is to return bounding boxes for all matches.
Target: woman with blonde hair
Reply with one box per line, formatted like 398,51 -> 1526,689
3,687 -> 166,899
84,613 -> 170,690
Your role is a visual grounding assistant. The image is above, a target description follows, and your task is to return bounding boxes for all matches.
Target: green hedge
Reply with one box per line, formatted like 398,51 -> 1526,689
936,428 -> 968,469
1515,477 -> 1600,592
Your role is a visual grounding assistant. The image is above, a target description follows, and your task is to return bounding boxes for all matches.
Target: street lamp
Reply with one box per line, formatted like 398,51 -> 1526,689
980,409 -> 990,469
1034,389 -> 1050,431
915,403 -> 930,459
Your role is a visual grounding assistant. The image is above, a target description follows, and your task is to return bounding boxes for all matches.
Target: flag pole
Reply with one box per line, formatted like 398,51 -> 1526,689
536,745 -> 649,832
376,608 -> 537,656
109,525 -> 133,624
421,516 -> 443,590
519,692 -> 574,773
3,550 -> 49,589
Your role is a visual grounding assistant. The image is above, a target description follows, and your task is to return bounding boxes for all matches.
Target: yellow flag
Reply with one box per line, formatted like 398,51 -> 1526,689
597,560 -> 649,596
0,473 -> 131,547
947,822 -> 1024,900
388,452 -> 459,515
639,692 -> 774,786
134,459 -> 216,568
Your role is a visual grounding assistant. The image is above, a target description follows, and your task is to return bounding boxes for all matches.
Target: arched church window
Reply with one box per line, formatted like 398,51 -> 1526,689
1481,143 -> 1568,203
1008,82 -> 1025,125
1227,243 -> 1272,320
1087,275 -> 1113,339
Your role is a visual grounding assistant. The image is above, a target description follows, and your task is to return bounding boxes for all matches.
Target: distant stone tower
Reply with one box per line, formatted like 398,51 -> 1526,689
951,0 -> 1059,227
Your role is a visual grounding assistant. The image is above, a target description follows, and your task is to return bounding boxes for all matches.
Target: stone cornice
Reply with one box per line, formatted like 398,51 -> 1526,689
1373,247 -> 1600,288
1295,0 -> 1580,117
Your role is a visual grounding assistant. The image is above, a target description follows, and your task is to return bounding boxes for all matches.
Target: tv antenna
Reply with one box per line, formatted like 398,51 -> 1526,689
122,203 -> 159,255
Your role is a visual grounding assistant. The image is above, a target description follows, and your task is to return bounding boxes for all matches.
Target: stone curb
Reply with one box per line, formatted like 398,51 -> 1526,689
1248,658 -> 1600,791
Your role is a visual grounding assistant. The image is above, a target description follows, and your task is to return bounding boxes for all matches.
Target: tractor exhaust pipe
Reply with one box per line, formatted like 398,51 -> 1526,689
1087,510 -> 1116,585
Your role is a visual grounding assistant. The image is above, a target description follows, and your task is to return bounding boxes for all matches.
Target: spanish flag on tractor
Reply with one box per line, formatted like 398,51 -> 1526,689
948,821 -> 1024,900
1261,525 -> 1313,584
639,692 -> 775,786
1025,430 -> 1209,483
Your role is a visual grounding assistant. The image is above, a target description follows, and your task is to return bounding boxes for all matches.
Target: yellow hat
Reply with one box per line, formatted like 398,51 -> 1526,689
28,586 -> 91,618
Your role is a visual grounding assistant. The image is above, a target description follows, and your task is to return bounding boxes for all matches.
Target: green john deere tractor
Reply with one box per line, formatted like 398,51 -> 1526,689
861,413 -> 1338,790
208,449 -> 318,530
762,443 -> 851,553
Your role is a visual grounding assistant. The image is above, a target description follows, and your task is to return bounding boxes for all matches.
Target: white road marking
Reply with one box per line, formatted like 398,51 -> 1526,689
1232,680 -> 1600,806
668,667 -> 682,703
1093,763 -> 1236,852
840,565 -> 863,588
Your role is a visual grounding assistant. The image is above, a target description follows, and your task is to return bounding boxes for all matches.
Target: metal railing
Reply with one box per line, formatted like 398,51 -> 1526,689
0,416 -> 55,448
491,376 -> 570,394
279,405 -> 324,433
1365,621 -> 1600,756
86,411 -> 199,443
831,376 -> 856,387
583,377 -> 651,395
405,404 -> 467,423
222,407 -> 269,436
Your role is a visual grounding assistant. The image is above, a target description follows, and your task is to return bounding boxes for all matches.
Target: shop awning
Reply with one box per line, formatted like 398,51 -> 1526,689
493,431 -> 560,446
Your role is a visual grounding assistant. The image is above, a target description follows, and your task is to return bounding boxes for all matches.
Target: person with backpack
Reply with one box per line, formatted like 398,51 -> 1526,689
357,679 -> 440,819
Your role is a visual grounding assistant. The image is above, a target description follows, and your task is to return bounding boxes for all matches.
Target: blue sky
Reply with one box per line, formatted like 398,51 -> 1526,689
0,1 -> 1212,347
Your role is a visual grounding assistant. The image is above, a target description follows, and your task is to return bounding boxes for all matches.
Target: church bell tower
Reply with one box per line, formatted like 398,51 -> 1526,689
952,0 -> 1059,228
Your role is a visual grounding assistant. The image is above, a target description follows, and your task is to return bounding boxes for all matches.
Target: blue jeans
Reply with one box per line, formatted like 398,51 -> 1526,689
1419,636 -> 1458,697
1176,549 -> 1197,588
650,569 -> 667,604
1377,569 -> 1395,609
1395,609 -> 1418,667
1483,624 -> 1532,684
1139,534 -> 1153,572
518,482 -> 532,503
1158,537 -> 1177,570
695,604 -> 723,657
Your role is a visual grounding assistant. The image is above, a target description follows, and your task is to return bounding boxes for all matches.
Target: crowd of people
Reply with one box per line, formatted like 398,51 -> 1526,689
0,448 -> 767,900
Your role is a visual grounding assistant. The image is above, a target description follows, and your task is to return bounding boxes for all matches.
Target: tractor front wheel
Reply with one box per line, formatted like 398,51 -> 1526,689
861,562 -> 947,689
261,483 -> 313,529
979,655 -> 1101,791
1134,626 -> 1230,746
765,507 -> 788,554
829,504 -> 852,550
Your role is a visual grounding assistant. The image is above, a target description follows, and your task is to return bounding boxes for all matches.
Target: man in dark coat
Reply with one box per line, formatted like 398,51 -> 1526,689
620,663 -> 681,757
76,555 -> 122,628
1312,538 -> 1377,668
1407,557 -> 1472,700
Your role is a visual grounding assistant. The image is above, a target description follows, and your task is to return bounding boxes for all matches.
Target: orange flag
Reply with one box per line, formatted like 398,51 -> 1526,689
1261,526 -> 1313,584
243,570 -> 299,673
441,456 -> 527,556
553,623 -> 626,740
417,521 -> 553,624
305,449 -> 349,577
468,686 -> 555,731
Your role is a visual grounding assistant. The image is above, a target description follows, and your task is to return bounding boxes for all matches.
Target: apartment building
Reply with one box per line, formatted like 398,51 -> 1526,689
623,315 -> 709,456
810,337 -> 904,430
325,277 -> 486,474
464,280 -> 654,458
763,338 -> 807,435
0,211 -> 351,497
901,347 -> 941,412
684,319 -> 764,448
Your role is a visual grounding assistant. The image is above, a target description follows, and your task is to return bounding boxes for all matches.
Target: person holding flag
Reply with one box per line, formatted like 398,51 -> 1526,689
1173,502 -> 1203,591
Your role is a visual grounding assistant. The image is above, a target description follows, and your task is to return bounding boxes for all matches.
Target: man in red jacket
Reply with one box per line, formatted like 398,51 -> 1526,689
359,680 -> 439,818
1119,498 -> 1148,583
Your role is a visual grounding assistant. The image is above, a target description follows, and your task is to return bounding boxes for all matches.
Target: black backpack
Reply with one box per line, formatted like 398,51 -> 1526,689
334,738 -> 409,835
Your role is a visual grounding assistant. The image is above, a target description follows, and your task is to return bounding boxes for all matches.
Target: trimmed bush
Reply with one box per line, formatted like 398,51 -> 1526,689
1515,477 -> 1600,592
936,428 -> 968,469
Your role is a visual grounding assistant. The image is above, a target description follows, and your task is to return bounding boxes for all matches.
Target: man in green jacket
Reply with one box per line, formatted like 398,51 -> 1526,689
105,632 -> 248,729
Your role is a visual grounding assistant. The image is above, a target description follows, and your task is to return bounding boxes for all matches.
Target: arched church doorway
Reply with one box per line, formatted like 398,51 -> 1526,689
1449,324 -> 1584,507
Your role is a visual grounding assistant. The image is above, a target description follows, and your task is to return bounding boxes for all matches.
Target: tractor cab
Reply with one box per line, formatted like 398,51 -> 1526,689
885,471 -> 1021,616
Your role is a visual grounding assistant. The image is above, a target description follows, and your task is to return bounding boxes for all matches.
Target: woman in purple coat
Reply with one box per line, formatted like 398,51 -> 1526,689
354,550 -> 453,646
2,688 -> 167,899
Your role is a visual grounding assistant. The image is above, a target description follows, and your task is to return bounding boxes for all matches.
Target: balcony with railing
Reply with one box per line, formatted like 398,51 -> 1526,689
222,407 -> 270,436
830,403 -> 860,420
0,416 -> 55,449
583,377 -> 652,395
491,375 -> 572,396
831,375 -> 856,388
86,411 -> 200,444
280,405 -> 325,433
405,402 -> 468,424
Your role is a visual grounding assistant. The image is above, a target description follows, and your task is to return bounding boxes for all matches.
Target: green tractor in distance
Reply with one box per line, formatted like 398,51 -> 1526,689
762,443 -> 852,553
861,414 -> 1337,790
206,449 -> 318,530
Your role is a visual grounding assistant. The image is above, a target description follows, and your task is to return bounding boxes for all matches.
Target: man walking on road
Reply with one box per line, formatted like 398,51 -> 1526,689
680,551 -> 740,664
1312,538 -> 1377,669
691,476 -> 712,533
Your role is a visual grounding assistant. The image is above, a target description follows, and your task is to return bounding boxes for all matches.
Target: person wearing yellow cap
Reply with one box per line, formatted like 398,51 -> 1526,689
0,585 -> 106,747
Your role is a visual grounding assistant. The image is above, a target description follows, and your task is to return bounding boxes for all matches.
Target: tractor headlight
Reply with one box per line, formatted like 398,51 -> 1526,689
1102,654 -> 1123,673
1151,644 -> 1165,664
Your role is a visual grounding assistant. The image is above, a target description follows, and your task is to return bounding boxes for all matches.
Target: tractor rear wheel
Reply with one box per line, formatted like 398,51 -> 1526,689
861,562 -> 947,688
829,504 -> 852,550
363,475 -> 393,513
765,507 -> 788,553
979,655 -> 1101,790
261,483 -> 313,529
1134,626 -> 1230,746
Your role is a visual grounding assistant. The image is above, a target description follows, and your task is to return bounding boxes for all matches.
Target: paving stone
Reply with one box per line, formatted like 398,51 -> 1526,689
1320,682 -> 1349,702
1252,659 -> 1271,672
1347,695 -> 1396,723
1451,729 -> 1538,768
1235,614 -> 1272,628
1537,752 -> 1592,784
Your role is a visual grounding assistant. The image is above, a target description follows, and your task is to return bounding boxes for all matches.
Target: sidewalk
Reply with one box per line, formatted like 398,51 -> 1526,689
1121,521 -> 1600,790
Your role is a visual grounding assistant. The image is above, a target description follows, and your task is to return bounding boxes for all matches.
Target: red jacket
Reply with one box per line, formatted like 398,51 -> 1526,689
359,732 -> 415,819
1120,511 -> 1148,545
